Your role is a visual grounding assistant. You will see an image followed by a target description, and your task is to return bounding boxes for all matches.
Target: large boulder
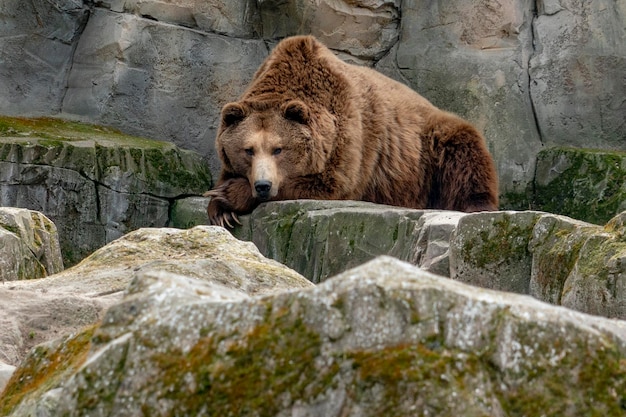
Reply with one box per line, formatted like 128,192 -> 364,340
173,198 -> 465,282
3,256 -> 626,416
0,207 -> 63,281
451,210 -> 626,320
0,116 -> 211,265
175,199 -> 626,319
0,225 -> 310,368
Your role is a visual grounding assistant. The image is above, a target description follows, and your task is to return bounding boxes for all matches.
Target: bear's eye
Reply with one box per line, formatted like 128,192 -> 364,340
272,148 -> 282,156
245,148 -> 254,156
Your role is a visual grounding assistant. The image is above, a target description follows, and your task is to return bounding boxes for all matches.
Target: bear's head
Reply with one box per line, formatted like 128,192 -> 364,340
216,99 -> 336,201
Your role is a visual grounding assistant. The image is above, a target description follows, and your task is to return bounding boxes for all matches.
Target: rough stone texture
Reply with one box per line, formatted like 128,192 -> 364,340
258,0 -> 401,60
0,226 -> 310,369
529,214 -> 600,306
0,116 -> 211,265
533,147 -> 626,225
449,211 -> 544,295
230,200 -> 465,283
0,361 -> 15,394
557,213 -> 626,319
170,196 -> 210,230
61,7 -> 267,172
3,256 -> 626,416
0,0 -> 90,115
98,0 -> 262,37
1,1 -> 624,201
177,199 -> 626,319
530,0 -> 626,149
0,207 -> 63,282
451,209 -> 626,320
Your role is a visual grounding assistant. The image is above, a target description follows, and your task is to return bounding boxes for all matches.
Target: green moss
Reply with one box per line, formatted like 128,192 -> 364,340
499,189 -> 533,211
0,116 -> 166,148
348,342 -> 484,415
136,301 -> 339,416
575,235 -> 626,282
0,325 -> 95,416
0,223 -> 20,236
534,231 -> 587,303
494,322 -> 626,416
534,147 -> 626,225
462,215 -> 535,269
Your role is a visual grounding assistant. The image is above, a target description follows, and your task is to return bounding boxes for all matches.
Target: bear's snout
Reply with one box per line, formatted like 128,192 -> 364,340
254,180 -> 273,200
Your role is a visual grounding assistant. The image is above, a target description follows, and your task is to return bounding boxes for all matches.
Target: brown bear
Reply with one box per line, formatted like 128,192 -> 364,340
205,35 -> 498,227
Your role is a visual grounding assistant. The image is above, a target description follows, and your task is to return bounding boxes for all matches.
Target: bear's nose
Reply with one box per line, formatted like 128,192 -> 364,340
254,180 -> 273,200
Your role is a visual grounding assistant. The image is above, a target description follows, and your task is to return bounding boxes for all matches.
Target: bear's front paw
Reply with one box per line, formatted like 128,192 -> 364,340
204,190 -> 241,228
203,178 -> 256,228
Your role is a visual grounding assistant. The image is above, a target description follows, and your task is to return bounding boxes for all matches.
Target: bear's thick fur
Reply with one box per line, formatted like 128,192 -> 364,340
205,35 -> 498,227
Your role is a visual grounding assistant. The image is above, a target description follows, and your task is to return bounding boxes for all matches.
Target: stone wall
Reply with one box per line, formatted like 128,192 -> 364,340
1,0 -> 624,197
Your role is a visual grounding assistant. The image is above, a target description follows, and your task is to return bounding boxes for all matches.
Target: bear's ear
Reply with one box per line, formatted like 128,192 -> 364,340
221,102 -> 248,127
282,100 -> 310,125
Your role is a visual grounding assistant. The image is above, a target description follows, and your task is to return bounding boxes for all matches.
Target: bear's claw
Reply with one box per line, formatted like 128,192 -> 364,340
204,190 -> 243,228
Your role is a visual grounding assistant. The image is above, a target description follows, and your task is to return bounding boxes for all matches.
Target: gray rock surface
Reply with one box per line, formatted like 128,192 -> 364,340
175,199 -> 626,319
0,0 -> 90,115
0,117 -> 211,265
1,1 -> 624,200
3,256 -> 626,416
396,0 -> 542,199
258,0 -> 401,60
227,199 -> 464,283
0,225 -> 311,369
449,210 -> 543,295
0,207 -> 63,281
61,8 -> 267,172
0,361 -> 15,394
530,0 -> 626,149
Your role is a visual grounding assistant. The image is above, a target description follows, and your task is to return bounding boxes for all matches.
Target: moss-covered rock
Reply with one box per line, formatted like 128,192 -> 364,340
529,214 -> 601,306
0,116 -> 212,265
4,257 -> 626,416
0,207 -> 63,281
231,200 -> 466,283
449,211 -> 543,294
0,226 -> 311,380
534,147 -> 626,225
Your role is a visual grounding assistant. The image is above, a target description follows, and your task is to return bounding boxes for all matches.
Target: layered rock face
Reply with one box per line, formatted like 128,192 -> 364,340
1,0 -> 623,197
0,116 -> 211,265
175,199 -> 626,319
2,229 -> 625,416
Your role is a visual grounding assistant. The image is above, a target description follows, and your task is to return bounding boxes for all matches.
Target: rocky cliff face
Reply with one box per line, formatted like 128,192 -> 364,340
1,0 -> 624,197
0,116 -> 211,265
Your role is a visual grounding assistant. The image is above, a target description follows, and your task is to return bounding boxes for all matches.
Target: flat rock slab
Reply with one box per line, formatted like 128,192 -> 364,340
0,116 -> 211,265
174,199 -> 626,319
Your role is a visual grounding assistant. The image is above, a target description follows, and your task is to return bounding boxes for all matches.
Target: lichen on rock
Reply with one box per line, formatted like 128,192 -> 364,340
4,257 -> 626,416
0,116 -> 212,266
